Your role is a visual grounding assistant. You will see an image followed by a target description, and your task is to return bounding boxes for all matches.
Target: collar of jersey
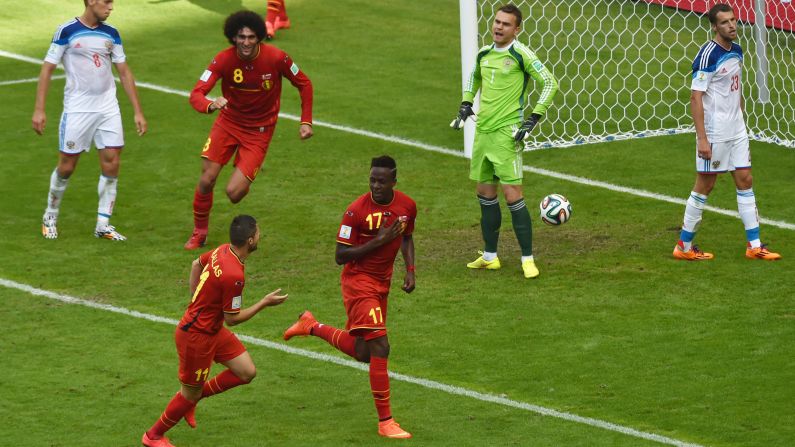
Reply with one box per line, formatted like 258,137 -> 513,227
369,192 -> 395,206
492,40 -> 515,52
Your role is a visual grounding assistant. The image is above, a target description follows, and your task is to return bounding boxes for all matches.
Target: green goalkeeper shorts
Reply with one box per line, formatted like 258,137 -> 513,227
470,124 -> 523,185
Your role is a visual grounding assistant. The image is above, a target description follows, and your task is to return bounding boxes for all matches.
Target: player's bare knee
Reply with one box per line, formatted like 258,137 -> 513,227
226,187 -> 248,203
237,366 -> 256,383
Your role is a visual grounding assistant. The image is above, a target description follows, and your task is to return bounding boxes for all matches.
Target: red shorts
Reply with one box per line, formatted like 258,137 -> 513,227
341,273 -> 390,336
200,118 -> 275,182
175,326 -> 246,387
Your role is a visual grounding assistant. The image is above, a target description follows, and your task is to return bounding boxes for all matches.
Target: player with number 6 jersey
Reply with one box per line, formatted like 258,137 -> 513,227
143,215 -> 289,447
184,10 -> 313,250
283,155 -> 417,439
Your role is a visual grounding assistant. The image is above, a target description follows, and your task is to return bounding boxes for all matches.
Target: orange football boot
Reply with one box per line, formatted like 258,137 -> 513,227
184,230 -> 207,250
673,243 -> 714,261
378,419 -> 412,439
142,433 -> 175,447
745,243 -> 782,260
283,311 -> 318,340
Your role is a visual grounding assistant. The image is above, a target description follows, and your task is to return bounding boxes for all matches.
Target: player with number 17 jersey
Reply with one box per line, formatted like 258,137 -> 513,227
336,190 -> 417,283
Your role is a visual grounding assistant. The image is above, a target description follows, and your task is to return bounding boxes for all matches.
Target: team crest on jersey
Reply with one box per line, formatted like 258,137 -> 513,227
262,80 -> 272,90
504,59 -> 513,67
712,160 -> 721,169
105,40 -> 113,51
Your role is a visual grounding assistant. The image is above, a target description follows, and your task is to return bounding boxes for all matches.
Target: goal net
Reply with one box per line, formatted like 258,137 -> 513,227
461,0 -> 795,151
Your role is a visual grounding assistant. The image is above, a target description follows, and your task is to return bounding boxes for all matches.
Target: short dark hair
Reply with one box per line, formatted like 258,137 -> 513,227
371,155 -> 397,179
708,3 -> 733,25
224,10 -> 267,45
498,4 -> 523,27
229,215 -> 258,246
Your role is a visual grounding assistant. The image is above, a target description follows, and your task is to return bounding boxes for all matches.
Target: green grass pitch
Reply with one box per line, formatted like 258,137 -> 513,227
1,1 -> 793,446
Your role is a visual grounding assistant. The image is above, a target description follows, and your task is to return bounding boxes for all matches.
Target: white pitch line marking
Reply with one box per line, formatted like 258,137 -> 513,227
0,277 -> 706,447
0,74 -> 64,86
2,49 -> 790,232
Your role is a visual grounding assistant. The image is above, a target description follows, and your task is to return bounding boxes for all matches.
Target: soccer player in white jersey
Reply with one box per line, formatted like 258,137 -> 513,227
32,0 -> 147,241
673,3 -> 781,261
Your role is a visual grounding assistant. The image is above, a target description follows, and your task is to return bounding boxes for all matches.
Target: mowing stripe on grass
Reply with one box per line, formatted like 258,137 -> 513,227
0,277 -> 705,447
2,48 -> 792,232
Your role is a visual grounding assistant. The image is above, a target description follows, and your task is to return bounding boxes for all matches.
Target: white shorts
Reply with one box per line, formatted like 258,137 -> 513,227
696,135 -> 750,173
58,112 -> 124,154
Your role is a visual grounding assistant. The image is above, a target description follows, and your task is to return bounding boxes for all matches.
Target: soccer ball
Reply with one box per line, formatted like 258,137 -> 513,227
539,194 -> 572,225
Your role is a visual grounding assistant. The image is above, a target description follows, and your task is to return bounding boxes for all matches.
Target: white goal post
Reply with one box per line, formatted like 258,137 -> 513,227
459,0 -> 795,155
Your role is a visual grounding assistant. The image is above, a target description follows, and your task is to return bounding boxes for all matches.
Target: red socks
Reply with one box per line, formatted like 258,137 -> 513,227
369,356 -> 392,421
202,369 -> 248,398
312,324 -> 357,358
146,392 -> 196,439
192,188 -> 212,232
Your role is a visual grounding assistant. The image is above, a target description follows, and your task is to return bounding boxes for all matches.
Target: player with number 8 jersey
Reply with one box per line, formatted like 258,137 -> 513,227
143,215 -> 289,447
184,10 -> 313,251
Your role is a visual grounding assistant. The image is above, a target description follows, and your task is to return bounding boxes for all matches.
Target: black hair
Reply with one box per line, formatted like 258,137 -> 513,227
371,155 -> 397,179
230,215 -> 258,246
224,10 -> 267,45
498,4 -> 523,27
708,3 -> 733,25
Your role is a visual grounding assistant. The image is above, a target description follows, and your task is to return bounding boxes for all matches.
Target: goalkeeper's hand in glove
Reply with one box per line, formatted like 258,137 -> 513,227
513,113 -> 542,141
450,101 -> 476,130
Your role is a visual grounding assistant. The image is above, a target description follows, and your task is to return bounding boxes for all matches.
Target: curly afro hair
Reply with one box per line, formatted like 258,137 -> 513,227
224,10 -> 267,45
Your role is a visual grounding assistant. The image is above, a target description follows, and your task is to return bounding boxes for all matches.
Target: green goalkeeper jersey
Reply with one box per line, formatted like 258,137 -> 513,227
463,40 -> 558,133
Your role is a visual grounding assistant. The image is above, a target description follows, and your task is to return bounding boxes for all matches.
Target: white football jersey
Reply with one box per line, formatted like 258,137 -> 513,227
44,19 -> 126,114
690,40 -> 747,142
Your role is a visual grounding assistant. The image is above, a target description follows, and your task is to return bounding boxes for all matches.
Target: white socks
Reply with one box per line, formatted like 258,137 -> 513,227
737,188 -> 761,248
44,169 -> 69,219
97,174 -> 118,229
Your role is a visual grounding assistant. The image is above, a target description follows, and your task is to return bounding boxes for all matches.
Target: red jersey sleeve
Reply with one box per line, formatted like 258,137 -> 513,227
189,52 -> 224,114
336,208 -> 360,246
403,199 -> 417,236
221,272 -> 244,314
279,53 -> 313,125
198,248 -> 214,268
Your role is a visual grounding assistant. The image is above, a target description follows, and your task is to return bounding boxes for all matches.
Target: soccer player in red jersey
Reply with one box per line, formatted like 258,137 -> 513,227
185,10 -> 313,250
142,215 -> 288,447
283,155 -> 417,439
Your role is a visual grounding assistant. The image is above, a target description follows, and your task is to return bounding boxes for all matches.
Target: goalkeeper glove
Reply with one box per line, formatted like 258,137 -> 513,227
513,113 -> 542,141
450,101 -> 476,129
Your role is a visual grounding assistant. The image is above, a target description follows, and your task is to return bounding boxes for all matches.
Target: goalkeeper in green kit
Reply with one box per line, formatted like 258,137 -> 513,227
451,3 -> 557,279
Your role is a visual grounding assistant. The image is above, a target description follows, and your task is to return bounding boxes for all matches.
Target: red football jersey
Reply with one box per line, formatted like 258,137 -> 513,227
189,43 -> 313,128
178,244 -> 245,335
336,190 -> 417,282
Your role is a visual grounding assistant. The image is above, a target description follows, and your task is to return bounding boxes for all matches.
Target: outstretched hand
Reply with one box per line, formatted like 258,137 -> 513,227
262,288 -> 288,307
